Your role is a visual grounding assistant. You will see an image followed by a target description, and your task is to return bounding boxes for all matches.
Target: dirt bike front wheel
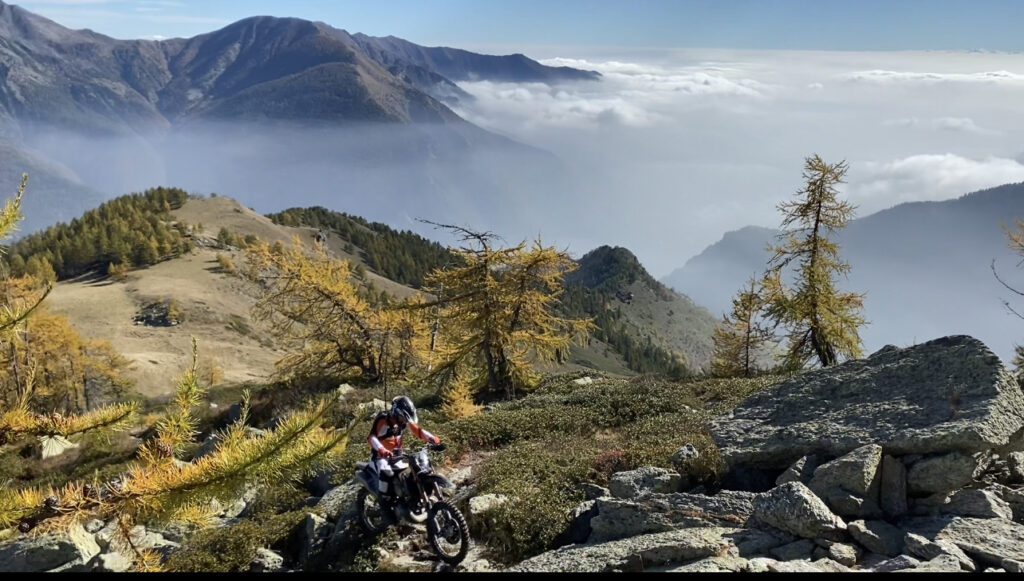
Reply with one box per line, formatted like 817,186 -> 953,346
426,500 -> 470,566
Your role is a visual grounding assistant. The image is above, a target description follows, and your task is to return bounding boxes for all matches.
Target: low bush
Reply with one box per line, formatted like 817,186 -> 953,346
474,440 -> 595,562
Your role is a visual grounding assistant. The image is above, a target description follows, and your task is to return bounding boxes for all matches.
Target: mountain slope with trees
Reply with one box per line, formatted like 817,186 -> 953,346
563,246 -> 720,376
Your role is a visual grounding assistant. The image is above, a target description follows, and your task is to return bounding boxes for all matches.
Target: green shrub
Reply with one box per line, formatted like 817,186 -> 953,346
166,481 -> 309,572
443,405 -> 599,451
165,510 -> 305,572
474,441 -> 595,562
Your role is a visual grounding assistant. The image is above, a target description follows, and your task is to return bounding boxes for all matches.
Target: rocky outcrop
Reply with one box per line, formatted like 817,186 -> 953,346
587,490 -> 760,542
509,527 -> 787,572
509,335 -> 1024,573
0,523 -> 100,572
710,336 -> 1024,472
902,516 -> 1024,567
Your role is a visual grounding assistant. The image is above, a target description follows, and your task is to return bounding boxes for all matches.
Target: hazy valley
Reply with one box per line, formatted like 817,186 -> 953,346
4,0 -> 1024,574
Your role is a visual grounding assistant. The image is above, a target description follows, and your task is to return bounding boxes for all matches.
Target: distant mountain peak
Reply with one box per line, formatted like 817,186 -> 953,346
571,245 -> 676,301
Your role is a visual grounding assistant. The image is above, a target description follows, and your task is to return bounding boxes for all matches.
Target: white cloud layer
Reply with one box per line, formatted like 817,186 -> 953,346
842,69 -> 1024,85
450,49 -> 1024,280
881,117 -> 996,135
850,154 -> 1024,211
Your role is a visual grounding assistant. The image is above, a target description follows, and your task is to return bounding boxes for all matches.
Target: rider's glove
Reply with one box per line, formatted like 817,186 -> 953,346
378,448 -> 393,458
428,435 -> 441,445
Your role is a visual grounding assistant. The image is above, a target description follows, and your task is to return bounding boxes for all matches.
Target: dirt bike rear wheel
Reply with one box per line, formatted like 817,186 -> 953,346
426,500 -> 470,565
357,488 -> 390,535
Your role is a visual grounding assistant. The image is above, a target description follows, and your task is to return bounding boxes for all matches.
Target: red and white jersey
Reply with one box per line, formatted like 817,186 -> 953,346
367,411 -> 435,456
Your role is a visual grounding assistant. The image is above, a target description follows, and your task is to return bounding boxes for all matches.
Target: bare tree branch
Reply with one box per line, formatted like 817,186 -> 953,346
991,259 -> 1024,297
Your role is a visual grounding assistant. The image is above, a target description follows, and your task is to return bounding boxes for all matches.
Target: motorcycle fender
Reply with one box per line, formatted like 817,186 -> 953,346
354,470 -> 378,497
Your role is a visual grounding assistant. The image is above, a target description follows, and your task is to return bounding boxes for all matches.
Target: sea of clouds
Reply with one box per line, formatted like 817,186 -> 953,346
450,48 -> 1024,278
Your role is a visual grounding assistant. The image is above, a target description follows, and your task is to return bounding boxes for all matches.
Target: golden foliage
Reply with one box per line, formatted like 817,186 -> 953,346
1,338 -> 356,570
441,374 -> 482,419
107,261 -> 129,280
762,155 -> 866,369
711,277 -> 774,377
246,237 -> 429,386
0,282 -> 133,413
424,228 -> 593,399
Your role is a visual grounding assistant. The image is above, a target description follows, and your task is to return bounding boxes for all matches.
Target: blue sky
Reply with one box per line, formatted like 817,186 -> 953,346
14,0 -> 1024,51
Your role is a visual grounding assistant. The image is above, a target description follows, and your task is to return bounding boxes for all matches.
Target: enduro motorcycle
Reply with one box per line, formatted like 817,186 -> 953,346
353,442 -> 470,565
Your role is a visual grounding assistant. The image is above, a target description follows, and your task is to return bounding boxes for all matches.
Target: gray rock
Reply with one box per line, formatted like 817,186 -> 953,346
445,466 -> 473,487
249,548 -> 285,572
751,482 -> 847,541
881,454 -> 909,519
83,520 -> 105,534
306,468 -> 336,496
508,527 -> 782,572
815,558 -> 855,572
767,558 -> 851,572
860,552 -> 892,570
581,482 -> 611,501
821,488 -> 884,519
0,523 -> 101,572
912,554 -> 968,572
195,432 -> 221,459
357,399 -> 387,418
944,489 -> 1014,519
872,554 -> 921,572
564,500 -> 600,545
671,444 -> 701,485
150,521 -> 195,544
711,336 -> 1024,471
775,454 -> 819,486
827,542 -> 861,566
469,493 -> 509,517
588,490 -> 761,543
907,452 -> 982,496
988,483 -> 1024,522
299,513 -> 332,569
809,444 -> 883,498
93,551 -> 131,572
769,539 -> 816,561
608,466 -> 681,499
904,532 -> 977,571
848,519 -> 904,557
985,567 -> 1007,573
746,557 -> 776,572
902,516 -> 1024,567
316,482 -> 361,521
1008,452 -> 1024,483
665,555 -> 747,572
1002,558 -> 1024,573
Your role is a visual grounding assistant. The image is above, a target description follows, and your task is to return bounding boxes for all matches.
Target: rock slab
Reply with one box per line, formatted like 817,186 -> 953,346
710,336 -> 1024,470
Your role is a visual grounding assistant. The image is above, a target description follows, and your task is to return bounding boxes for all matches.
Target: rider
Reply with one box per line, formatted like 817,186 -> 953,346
368,396 -> 441,502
